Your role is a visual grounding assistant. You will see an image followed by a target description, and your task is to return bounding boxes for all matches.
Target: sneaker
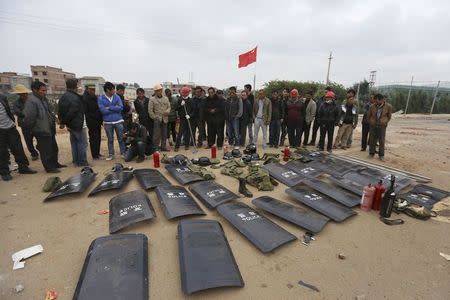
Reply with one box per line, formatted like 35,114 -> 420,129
106,155 -> 114,161
341,146 -> 347,150
121,155 -> 126,159
379,156 -> 385,161
19,167 -> 37,174
1,174 -> 12,181
360,148 -> 366,151
46,169 -> 61,173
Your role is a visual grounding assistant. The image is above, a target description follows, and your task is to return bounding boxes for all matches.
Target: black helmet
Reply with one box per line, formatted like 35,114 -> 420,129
231,148 -> 242,158
223,152 -> 233,160
250,153 -> 260,161
81,166 -> 94,174
242,154 -> 252,164
112,163 -> 124,172
198,156 -> 211,166
244,143 -> 257,155
174,154 -> 188,165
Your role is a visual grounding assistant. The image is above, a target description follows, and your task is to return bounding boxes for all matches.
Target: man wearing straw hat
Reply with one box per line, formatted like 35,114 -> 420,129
0,90 -> 37,181
148,84 -> 170,151
12,84 -> 39,161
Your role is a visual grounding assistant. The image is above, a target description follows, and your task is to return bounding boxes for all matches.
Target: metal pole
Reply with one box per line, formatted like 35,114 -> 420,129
326,51 -> 333,85
430,80 -> 440,115
355,83 -> 361,101
404,76 -> 414,114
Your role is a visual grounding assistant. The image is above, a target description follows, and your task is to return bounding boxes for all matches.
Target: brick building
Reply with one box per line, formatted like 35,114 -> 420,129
0,72 -> 32,93
30,65 -> 76,94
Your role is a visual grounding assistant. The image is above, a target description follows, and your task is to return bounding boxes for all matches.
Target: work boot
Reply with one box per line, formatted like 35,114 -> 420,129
19,166 -> 37,174
2,174 -> 12,181
238,178 -> 253,198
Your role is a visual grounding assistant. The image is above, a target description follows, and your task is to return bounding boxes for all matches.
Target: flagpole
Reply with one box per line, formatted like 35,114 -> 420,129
253,46 -> 257,95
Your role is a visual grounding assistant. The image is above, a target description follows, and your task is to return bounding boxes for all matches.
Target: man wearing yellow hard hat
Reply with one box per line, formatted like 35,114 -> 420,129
0,85 -> 37,181
12,84 -> 39,161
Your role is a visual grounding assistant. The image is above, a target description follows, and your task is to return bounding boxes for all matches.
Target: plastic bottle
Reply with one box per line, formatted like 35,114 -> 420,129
361,184 -> 375,212
153,151 -> 160,168
372,180 -> 385,210
211,144 -> 217,159
380,175 -> 396,218
283,146 -> 291,161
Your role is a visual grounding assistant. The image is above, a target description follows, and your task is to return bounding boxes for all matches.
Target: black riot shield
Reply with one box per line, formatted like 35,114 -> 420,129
155,185 -> 206,219
302,178 -> 361,207
45,168 -> 96,201
189,181 -> 239,209
109,190 -> 156,233
178,219 -> 244,294
88,170 -> 134,196
286,185 -> 356,222
252,196 -> 329,233
165,164 -> 204,185
134,168 -> 171,190
73,234 -> 148,300
217,201 -> 297,253
262,162 -> 304,187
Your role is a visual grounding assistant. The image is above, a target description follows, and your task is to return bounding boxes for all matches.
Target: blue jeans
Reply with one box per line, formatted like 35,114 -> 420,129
69,128 -> 88,166
269,120 -> 281,146
226,118 -> 240,146
104,123 -> 125,156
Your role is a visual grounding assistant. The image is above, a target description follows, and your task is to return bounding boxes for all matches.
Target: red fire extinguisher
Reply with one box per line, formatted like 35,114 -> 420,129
211,144 -> 217,159
283,146 -> 291,161
361,184 -> 375,212
153,151 -> 160,168
372,180 -> 385,210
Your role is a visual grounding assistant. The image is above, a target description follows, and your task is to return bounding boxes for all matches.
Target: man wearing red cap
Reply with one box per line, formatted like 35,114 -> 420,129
317,91 -> 340,152
286,89 -> 305,147
175,86 -> 194,151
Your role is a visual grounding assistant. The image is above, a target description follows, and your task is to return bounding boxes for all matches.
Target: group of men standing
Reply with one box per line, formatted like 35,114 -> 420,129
0,79 -> 392,181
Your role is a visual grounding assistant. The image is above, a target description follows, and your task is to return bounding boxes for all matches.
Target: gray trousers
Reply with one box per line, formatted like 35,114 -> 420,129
369,126 -> 386,157
153,119 -> 167,150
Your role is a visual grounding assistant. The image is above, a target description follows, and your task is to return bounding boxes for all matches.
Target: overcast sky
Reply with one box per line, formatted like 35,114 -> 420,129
1,0 -> 449,89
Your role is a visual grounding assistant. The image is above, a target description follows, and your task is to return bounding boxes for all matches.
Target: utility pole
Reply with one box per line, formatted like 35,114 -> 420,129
430,80 -> 440,115
404,76 -> 414,115
369,71 -> 377,88
326,51 -> 333,85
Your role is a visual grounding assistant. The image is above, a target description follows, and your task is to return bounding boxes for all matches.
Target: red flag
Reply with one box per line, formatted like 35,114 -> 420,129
238,46 -> 257,68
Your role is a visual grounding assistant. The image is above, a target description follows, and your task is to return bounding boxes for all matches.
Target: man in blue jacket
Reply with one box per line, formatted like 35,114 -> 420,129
98,82 -> 125,160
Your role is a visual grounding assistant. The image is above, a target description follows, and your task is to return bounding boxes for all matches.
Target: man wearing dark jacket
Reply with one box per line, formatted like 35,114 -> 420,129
175,86 -> 195,151
269,90 -> 284,148
286,89 -> 304,147
12,84 -> 39,160
244,84 -> 255,144
367,94 -> 392,161
135,87 -> 153,145
317,91 -> 340,152
225,86 -> 243,147
309,86 -> 330,146
0,93 -> 36,181
239,90 -> 253,147
361,95 -> 375,151
205,87 -> 225,149
123,122 -> 148,163
82,84 -> 103,159
58,79 -> 88,167
23,81 -> 66,173
117,84 -> 132,132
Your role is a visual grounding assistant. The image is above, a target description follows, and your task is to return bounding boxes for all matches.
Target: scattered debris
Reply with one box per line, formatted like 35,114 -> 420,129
11,194 -> 17,197
302,232 -> 315,246
260,283 -> 267,288
14,284 -> 24,293
338,253 -> 346,260
11,244 -> 43,270
97,209 -> 109,215
45,290 -> 58,300
355,294 -> 366,300
286,283 -> 293,289
439,252 -> 450,261
298,280 -> 319,292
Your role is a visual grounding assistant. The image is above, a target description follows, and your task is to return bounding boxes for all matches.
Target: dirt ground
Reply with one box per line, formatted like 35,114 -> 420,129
1,114 -> 449,300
